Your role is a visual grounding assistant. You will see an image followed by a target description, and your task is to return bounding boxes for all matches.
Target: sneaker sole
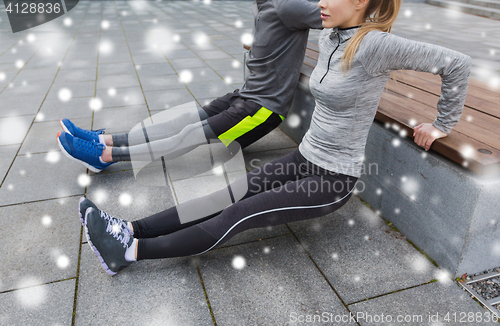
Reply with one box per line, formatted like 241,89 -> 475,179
78,197 -> 86,225
57,136 -> 103,173
84,209 -> 117,276
59,119 -> 72,136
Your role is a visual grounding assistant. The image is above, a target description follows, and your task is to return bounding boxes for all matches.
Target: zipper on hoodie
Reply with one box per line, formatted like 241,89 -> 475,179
319,30 -> 340,84
319,25 -> 360,83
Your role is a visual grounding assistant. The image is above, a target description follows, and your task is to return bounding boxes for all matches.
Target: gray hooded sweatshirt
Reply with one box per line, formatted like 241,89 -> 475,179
299,27 -> 472,178
239,0 -> 323,117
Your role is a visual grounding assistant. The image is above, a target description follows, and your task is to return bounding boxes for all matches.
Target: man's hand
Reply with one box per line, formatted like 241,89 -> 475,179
413,123 -> 448,151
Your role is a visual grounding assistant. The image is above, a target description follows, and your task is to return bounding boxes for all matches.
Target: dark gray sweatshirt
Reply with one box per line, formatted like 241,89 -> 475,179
299,27 -> 472,178
239,0 -> 323,117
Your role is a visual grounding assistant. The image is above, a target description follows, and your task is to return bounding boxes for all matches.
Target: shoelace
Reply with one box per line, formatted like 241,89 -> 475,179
81,128 -> 105,139
74,137 -> 105,156
100,210 -> 133,235
105,219 -> 131,248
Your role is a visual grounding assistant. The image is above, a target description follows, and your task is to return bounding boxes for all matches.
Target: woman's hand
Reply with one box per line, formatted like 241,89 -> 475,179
413,123 -> 448,151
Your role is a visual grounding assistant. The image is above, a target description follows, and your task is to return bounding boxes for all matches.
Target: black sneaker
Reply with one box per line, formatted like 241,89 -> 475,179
78,197 -> 133,236
84,207 -> 135,275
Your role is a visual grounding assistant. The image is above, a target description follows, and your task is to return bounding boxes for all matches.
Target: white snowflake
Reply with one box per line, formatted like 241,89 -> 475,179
391,138 -> 400,147
287,114 -> 300,128
263,246 -> 270,254
15,278 -> 46,307
0,72 -> 5,81
425,23 -> 432,30
64,18 -> 73,26
108,88 -> 116,96
435,269 -> 452,284
15,59 -> 24,68
99,40 -> 113,55
119,193 -> 132,206
376,188 -> 382,195
41,215 -> 52,226
231,255 -> 246,270
78,174 -> 91,187
179,70 -> 193,83
94,189 -> 108,204
27,34 -> 36,43
404,9 -> 412,17
46,151 -> 60,163
58,88 -> 72,102
57,255 -> 70,269
240,33 -> 253,46
234,20 -> 243,28
89,98 -> 103,111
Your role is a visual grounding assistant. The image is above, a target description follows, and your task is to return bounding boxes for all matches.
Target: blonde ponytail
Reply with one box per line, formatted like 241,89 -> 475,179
341,0 -> 401,72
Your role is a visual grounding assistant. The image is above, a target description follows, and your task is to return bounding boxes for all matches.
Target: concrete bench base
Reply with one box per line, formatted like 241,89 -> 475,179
281,85 -> 500,277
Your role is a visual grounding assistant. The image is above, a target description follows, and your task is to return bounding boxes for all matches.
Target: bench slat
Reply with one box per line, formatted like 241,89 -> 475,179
384,80 -> 500,148
381,90 -> 500,152
376,100 -> 500,175
399,70 -> 500,103
392,71 -> 500,119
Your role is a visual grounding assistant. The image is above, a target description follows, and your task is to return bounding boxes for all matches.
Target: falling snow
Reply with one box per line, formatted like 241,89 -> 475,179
232,255 -> 246,270
58,88 -> 72,102
119,193 -> 132,206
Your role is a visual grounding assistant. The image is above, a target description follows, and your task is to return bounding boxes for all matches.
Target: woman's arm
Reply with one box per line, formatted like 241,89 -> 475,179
273,0 -> 323,30
359,31 -> 472,149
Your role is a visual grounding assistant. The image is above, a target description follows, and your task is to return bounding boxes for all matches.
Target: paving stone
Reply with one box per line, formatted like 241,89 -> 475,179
20,118 -> 91,155
99,50 -> 132,64
186,80 -> 234,99
15,67 -> 58,82
0,152 -> 86,205
0,93 -> 46,118
0,115 -> 34,146
48,81 -> 96,100
215,68 -> 244,85
86,168 -> 175,223
0,279 -> 75,326
144,88 -> 195,111
131,53 -> 168,65
98,62 -> 136,77
75,245 -> 213,326
93,104 -> 151,134
198,235 -> 357,326
169,57 -> 208,70
349,282 -> 497,325
139,74 -> 185,91
205,58 -> 236,70
96,73 -> 140,90
164,49 -> 198,59
136,62 -> 176,77
60,58 -> 97,71
0,197 -> 82,292
56,68 -> 97,82
95,86 -> 147,109
196,50 -> 233,61
38,97 -> 94,122
287,196 -> 438,304
0,145 -> 19,182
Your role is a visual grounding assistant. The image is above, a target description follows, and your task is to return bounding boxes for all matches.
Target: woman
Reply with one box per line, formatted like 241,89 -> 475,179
82,0 -> 471,275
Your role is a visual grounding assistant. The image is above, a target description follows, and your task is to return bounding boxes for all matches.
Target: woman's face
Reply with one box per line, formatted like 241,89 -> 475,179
318,0 -> 364,29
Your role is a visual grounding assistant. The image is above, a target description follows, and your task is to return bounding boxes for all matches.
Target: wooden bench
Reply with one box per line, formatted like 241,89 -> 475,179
245,42 -> 500,176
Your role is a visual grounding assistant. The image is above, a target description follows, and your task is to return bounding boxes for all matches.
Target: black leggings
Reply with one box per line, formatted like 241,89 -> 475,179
132,150 -> 358,260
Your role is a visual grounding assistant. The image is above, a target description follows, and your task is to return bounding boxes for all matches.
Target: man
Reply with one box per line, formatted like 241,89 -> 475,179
57,0 -> 323,172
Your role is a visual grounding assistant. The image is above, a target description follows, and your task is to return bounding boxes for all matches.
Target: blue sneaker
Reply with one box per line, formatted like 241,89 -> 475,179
78,197 -> 133,235
57,131 -> 115,173
59,118 -> 105,144
84,207 -> 135,275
